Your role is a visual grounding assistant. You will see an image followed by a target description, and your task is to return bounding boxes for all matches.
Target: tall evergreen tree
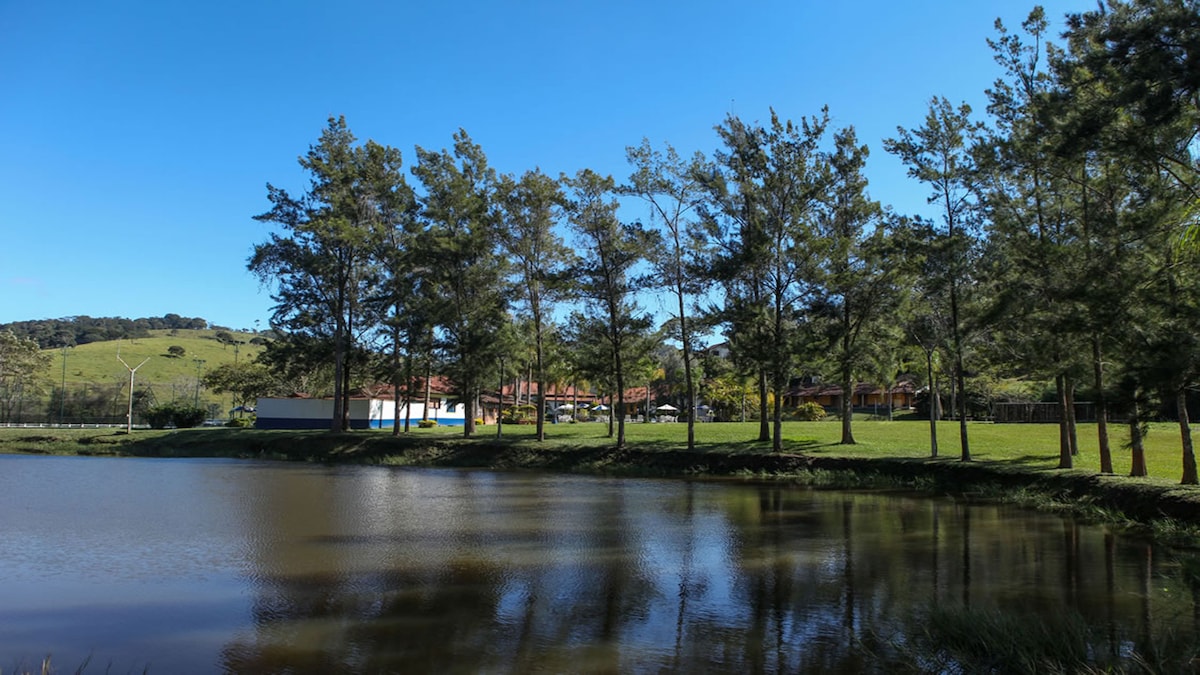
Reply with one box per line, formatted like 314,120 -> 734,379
412,130 -> 511,438
702,110 -> 830,452
978,8 -> 1092,469
886,98 -> 982,462
1054,0 -> 1200,481
565,169 -> 653,449
624,139 -> 710,450
496,169 -> 572,441
250,116 -> 396,431
811,126 -> 893,445
698,115 -> 773,442
365,141 -> 426,435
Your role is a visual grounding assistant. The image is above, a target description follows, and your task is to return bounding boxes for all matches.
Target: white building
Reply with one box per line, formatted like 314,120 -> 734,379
255,391 -> 467,430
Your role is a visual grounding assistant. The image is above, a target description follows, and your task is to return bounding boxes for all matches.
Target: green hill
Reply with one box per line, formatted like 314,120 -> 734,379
41,329 -> 265,411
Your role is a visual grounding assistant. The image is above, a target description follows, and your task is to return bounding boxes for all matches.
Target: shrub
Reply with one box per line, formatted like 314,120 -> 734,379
145,405 -> 174,429
226,417 -> 252,428
143,403 -> 208,429
171,405 -> 207,428
418,419 -> 438,428
794,402 -> 827,421
501,404 -> 538,424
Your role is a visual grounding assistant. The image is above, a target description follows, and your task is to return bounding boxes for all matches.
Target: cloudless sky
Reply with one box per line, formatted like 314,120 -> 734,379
1,0 -> 1094,331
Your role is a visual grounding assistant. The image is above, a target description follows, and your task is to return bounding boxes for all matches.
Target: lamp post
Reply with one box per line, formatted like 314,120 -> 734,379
59,345 -> 71,426
117,350 -> 150,434
193,359 -> 206,407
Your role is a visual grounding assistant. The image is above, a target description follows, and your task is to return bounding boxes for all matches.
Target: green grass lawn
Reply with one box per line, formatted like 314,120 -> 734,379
3,417 -> 1194,487
45,329 -> 262,387
37,329 -> 263,411
393,417 -> 1195,483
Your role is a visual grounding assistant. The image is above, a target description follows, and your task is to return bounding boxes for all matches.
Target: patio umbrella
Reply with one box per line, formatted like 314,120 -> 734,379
655,404 -> 679,412
593,404 -> 610,411
555,403 -> 574,411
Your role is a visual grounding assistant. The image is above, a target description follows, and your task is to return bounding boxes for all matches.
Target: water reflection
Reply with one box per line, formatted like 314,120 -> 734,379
0,456 -> 1197,673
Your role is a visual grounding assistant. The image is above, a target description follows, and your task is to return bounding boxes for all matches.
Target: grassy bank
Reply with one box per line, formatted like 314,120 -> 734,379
4,419 -> 1200,541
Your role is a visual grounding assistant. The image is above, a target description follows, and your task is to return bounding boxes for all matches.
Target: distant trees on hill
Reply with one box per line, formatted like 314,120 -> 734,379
0,314 -> 211,348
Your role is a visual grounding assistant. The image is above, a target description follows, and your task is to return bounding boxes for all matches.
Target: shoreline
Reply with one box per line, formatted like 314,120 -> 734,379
5,426 -> 1200,544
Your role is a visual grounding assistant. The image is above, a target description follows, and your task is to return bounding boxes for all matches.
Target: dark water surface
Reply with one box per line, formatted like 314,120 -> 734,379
2,455 -> 1197,673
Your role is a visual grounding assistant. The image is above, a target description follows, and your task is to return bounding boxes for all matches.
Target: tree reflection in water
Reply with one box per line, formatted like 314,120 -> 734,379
208,470 -> 1200,673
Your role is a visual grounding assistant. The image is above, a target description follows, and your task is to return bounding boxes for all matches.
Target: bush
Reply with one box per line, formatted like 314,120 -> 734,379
794,402 -> 827,421
145,406 -> 174,429
502,404 -> 538,424
172,406 -> 207,428
418,419 -> 438,428
143,403 -> 208,429
226,417 -> 252,428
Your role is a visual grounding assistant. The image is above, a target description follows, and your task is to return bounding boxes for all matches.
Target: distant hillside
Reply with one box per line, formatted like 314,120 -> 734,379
41,329 -> 266,406
2,314 -> 218,349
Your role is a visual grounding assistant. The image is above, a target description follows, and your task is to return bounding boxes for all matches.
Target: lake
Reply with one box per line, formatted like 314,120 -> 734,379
1,455 -> 1197,673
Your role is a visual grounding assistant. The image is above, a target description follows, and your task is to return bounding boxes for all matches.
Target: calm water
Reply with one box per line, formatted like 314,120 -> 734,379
1,455 -> 1198,673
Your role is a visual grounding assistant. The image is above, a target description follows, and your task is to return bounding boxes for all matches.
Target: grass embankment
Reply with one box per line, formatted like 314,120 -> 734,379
4,419 -> 1200,540
42,329 -> 263,408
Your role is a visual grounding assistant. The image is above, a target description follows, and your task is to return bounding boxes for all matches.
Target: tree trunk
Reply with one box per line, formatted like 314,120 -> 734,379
758,369 -> 770,442
948,365 -> 957,422
840,306 -> 855,446
955,356 -> 970,462
422,367 -> 431,421
1093,336 -> 1113,473
497,360 -> 504,439
392,325 -> 402,436
1130,397 -> 1148,477
403,359 -> 413,433
1056,374 -> 1072,469
332,319 -> 346,433
678,289 -> 696,450
464,393 -> 476,437
338,295 -> 353,432
771,374 -> 785,453
946,183 -> 968,461
840,361 -> 855,445
1066,376 -> 1079,457
535,323 -> 546,442
926,349 -> 938,458
1179,389 -> 1198,485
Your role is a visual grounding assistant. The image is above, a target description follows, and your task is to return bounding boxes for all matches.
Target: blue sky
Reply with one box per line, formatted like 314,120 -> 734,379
1,0 -> 1092,331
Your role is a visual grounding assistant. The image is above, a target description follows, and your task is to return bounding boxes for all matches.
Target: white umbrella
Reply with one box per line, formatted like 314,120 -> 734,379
655,404 -> 679,412
555,403 -> 574,411
593,403 -> 610,411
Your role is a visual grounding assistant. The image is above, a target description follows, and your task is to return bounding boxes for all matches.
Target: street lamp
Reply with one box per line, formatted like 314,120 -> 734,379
193,359 -> 206,407
117,349 -> 150,434
59,345 -> 71,426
